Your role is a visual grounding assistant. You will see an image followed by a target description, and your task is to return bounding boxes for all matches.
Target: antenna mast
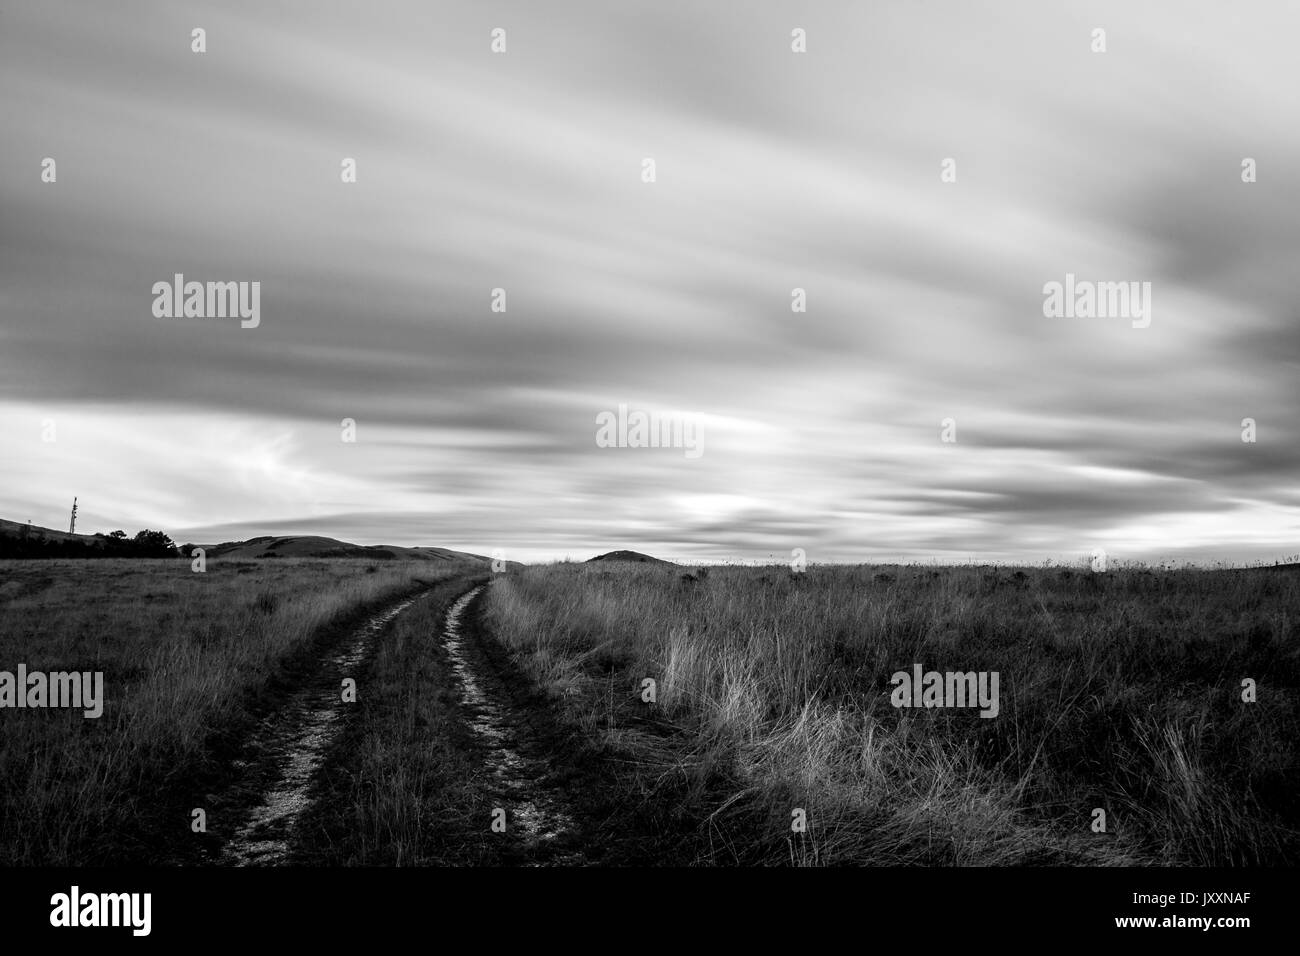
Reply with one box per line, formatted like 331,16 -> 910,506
69,497 -> 78,534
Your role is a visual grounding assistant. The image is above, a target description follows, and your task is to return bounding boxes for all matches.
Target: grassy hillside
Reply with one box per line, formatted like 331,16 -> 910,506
204,534 -> 489,563
0,517 -> 134,558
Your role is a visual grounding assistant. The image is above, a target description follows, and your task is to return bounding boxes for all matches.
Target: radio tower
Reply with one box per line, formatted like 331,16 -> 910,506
69,497 -> 78,534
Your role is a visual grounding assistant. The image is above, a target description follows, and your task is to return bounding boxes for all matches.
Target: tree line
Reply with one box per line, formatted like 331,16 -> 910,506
0,528 -> 179,559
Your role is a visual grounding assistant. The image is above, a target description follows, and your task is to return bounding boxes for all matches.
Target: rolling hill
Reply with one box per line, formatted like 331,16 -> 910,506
0,517 -> 128,555
204,534 -> 490,563
0,519 -> 493,564
586,550 -> 677,565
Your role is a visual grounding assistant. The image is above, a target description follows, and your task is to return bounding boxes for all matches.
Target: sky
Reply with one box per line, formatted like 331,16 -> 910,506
2,0 -> 1297,565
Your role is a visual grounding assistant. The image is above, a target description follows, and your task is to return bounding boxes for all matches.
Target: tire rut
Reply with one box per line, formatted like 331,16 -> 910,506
442,583 -> 586,864
214,589 -> 429,866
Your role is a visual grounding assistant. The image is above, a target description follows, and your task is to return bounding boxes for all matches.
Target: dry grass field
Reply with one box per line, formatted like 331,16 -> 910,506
0,558 -> 472,865
4,556 -> 1295,867
486,561 -> 1300,865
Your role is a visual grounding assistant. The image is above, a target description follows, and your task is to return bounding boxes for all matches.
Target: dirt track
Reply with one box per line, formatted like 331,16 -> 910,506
439,583 -> 587,864
217,592 -> 427,865
212,576 -> 592,866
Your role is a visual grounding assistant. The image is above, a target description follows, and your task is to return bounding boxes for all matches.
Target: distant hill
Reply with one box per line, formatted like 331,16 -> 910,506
0,518 -> 181,558
0,517 -> 102,545
203,534 -> 490,564
587,550 -> 676,566
0,517 -> 120,554
0,519 -> 492,564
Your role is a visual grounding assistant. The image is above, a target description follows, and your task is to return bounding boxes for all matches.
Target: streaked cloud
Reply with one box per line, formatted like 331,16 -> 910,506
2,0 -> 1296,564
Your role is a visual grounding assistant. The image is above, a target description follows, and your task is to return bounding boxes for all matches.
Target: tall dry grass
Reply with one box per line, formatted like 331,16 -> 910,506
486,562 -> 1300,865
0,557 -> 471,864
